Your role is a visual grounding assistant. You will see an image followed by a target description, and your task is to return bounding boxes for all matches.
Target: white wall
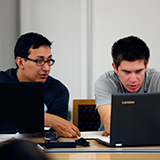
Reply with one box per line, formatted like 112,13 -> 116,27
20,0 -> 88,113
19,0 -> 160,113
2,0 -> 160,118
0,0 -> 19,70
91,0 -> 160,96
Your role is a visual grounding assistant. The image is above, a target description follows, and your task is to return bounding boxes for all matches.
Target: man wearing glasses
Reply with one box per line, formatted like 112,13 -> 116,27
0,32 -> 80,138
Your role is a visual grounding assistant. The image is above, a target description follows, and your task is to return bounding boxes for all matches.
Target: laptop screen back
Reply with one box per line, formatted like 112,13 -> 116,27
0,82 -> 44,134
110,93 -> 160,147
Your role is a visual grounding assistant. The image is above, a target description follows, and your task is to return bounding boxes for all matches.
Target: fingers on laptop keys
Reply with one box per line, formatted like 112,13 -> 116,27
101,131 -> 110,137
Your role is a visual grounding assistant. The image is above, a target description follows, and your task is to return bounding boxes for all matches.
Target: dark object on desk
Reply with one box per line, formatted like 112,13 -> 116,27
73,99 -> 100,131
45,133 -> 59,141
44,141 -> 76,148
39,132 -> 76,148
75,138 -> 90,147
38,141 -> 76,148
0,82 -> 44,134
96,93 -> 160,147
38,137 -> 89,148
0,139 -> 48,160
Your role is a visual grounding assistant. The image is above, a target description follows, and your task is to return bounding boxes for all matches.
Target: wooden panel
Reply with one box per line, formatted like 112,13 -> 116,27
73,99 -> 99,131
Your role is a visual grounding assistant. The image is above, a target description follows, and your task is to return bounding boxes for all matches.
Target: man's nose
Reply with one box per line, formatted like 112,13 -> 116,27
42,62 -> 50,71
130,73 -> 137,82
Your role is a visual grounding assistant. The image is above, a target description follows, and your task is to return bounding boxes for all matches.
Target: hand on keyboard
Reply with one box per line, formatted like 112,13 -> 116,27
101,131 -> 110,137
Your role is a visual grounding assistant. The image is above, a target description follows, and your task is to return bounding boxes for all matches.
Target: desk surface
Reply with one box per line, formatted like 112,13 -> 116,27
44,138 -> 160,160
29,135 -> 160,153
47,153 -> 160,160
2,133 -> 160,160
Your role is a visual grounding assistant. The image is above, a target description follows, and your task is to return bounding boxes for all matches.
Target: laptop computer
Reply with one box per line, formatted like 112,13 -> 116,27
96,92 -> 160,147
0,82 -> 44,135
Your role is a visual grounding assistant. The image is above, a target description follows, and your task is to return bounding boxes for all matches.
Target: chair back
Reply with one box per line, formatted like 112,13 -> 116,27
73,99 -> 100,131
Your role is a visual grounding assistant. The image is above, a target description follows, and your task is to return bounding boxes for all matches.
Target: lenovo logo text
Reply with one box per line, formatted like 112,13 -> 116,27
122,101 -> 135,104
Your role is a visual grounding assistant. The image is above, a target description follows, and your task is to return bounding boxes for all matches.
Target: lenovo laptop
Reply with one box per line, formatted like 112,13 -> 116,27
0,82 -> 44,136
96,92 -> 160,147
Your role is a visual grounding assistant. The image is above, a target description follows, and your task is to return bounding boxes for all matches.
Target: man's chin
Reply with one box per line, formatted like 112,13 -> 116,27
40,79 -> 47,83
35,78 -> 47,83
127,88 -> 139,93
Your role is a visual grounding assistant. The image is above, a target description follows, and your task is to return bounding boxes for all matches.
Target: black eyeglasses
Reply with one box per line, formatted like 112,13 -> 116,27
24,57 -> 55,66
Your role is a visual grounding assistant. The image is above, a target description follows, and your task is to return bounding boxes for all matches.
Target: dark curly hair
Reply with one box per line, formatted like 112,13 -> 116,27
14,32 -> 52,59
111,36 -> 150,69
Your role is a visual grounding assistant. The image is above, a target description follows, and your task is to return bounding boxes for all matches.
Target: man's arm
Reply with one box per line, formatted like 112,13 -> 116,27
97,104 -> 111,135
44,78 -> 81,138
44,113 -> 81,138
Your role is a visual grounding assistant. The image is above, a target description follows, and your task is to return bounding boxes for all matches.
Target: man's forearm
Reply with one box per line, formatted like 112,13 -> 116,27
97,104 -> 111,134
102,114 -> 111,134
44,112 -> 81,138
44,112 -> 53,127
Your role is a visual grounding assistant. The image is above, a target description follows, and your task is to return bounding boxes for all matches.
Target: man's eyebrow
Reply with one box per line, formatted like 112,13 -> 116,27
136,68 -> 145,72
139,68 -> 145,70
121,69 -> 130,72
35,55 -> 52,58
121,68 -> 145,72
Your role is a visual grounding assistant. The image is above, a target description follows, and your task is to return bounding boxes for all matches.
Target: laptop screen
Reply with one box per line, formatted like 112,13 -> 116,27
110,92 -> 160,146
96,92 -> 160,147
0,82 -> 44,134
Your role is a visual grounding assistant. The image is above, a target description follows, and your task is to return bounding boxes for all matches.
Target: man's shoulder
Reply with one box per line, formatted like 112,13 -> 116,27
45,75 -> 68,91
146,68 -> 160,78
96,70 -> 118,84
46,75 -> 66,85
145,68 -> 160,92
0,68 -> 17,82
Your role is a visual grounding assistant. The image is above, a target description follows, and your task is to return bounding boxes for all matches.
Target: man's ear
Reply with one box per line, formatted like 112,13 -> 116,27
15,57 -> 24,69
145,61 -> 149,71
112,62 -> 118,74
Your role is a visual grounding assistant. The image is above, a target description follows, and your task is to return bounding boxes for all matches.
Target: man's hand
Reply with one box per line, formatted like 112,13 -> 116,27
44,113 -> 81,138
101,131 -> 110,136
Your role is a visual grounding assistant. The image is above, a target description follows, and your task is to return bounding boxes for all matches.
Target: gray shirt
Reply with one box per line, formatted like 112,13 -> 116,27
94,68 -> 160,130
